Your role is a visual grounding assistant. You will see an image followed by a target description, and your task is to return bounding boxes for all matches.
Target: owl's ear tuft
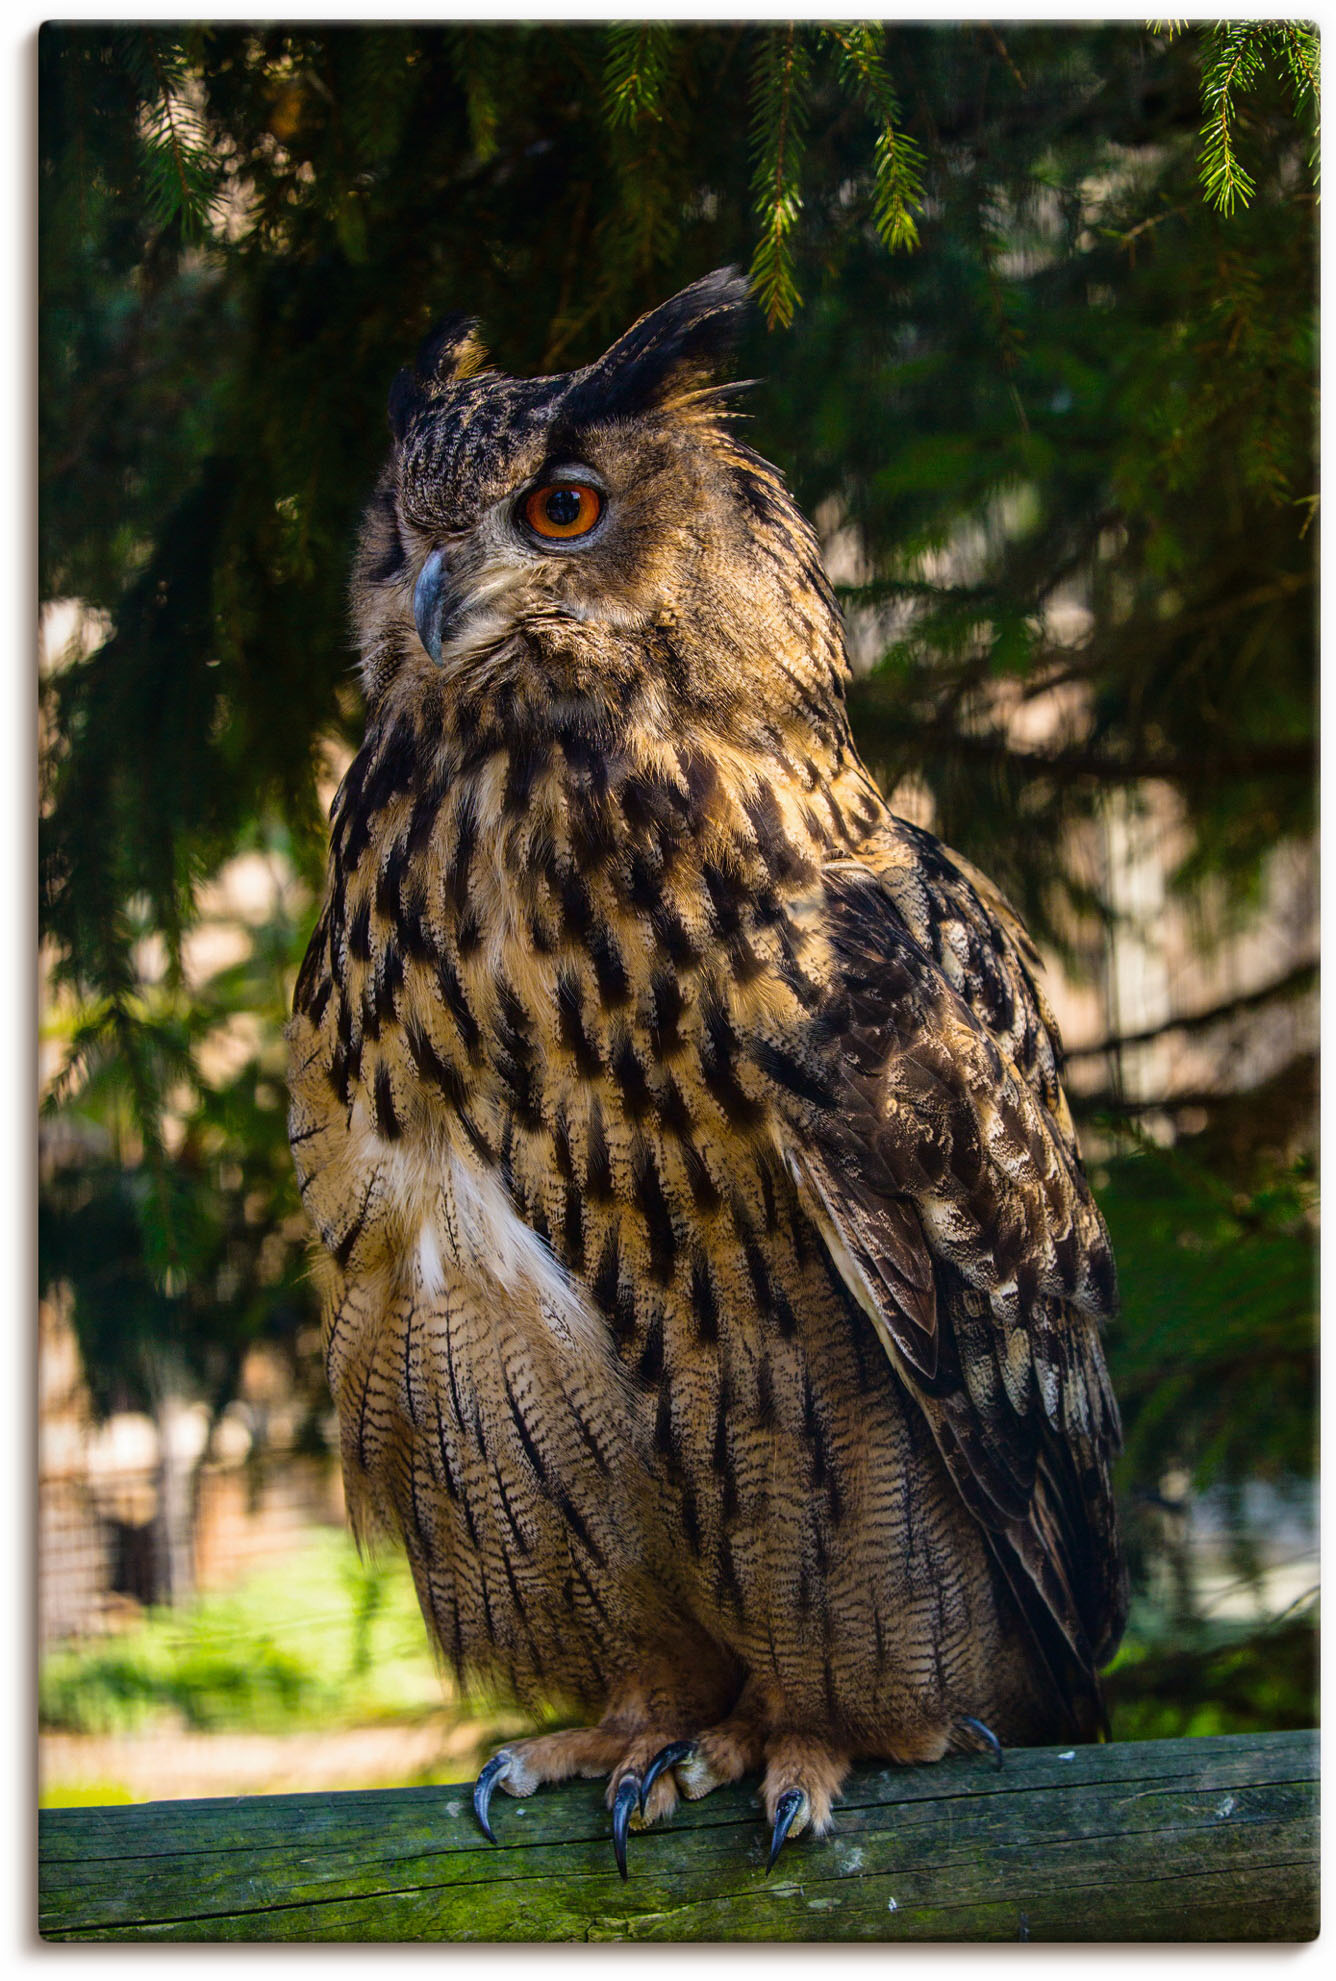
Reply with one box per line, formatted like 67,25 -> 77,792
415,315 -> 489,385
570,267 -> 753,421
387,315 -> 490,440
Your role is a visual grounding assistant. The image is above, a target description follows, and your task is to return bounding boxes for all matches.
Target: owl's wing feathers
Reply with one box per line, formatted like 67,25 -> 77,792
765,833 -> 1125,1726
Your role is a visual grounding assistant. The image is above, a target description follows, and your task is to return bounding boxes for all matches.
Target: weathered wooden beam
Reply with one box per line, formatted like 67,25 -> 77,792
39,1729 -> 1317,1943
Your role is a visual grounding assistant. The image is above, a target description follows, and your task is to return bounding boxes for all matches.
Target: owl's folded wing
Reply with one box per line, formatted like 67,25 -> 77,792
762,850 -> 1126,1730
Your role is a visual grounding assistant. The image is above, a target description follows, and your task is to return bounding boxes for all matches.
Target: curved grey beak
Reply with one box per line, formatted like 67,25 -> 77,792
413,548 -> 458,665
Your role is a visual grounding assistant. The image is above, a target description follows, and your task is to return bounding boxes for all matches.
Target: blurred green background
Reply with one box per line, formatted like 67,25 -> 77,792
38,21 -> 1316,1805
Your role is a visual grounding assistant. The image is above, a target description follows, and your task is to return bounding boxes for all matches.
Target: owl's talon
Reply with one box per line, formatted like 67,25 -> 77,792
638,1739 -> 697,1816
473,1751 -> 511,1844
765,1788 -> 808,1874
959,1715 -> 1005,1772
611,1772 -> 640,1879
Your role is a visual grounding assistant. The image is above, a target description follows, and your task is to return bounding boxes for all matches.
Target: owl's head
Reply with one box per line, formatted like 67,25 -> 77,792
353,269 -> 846,748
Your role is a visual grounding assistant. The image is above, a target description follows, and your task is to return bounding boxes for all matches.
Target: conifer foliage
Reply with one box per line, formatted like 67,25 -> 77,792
39,24 -> 1315,1696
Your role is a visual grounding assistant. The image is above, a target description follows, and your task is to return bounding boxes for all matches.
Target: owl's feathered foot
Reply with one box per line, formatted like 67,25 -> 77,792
639,1716 -> 849,1873
631,1713 -> 1004,1869
758,1734 -> 849,1869
470,1721 -> 698,1876
476,1707 -> 1007,1873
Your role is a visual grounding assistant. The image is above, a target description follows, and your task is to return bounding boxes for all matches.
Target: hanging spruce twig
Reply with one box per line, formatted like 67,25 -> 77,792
602,20 -> 673,130
749,24 -> 811,329
1198,24 -> 1267,215
1159,20 -> 1321,217
599,22 -> 685,288
821,22 -> 925,253
120,29 -> 223,241
1278,21 -> 1321,190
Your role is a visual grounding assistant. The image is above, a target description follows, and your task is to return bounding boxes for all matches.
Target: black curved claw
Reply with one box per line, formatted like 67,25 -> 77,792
765,1788 -> 806,1875
611,1772 -> 640,1881
960,1715 -> 1005,1772
473,1752 -> 510,1844
639,1740 -> 697,1816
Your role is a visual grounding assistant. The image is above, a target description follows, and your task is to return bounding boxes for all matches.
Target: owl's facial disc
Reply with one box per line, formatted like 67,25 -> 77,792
414,463 -> 614,665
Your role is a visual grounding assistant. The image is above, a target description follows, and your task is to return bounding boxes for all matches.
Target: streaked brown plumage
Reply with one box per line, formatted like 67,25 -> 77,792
287,269 -> 1126,1861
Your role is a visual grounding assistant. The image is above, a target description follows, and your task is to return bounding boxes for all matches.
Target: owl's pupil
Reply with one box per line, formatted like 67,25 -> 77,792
545,488 -> 582,527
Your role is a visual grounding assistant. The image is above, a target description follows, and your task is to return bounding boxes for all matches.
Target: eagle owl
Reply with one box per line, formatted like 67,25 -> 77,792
288,268 -> 1126,1872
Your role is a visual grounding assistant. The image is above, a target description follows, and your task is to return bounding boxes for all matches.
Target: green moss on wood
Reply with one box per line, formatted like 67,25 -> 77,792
39,1731 -> 1318,1943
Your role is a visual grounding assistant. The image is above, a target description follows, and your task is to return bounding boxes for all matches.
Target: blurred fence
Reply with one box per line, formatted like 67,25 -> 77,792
39,1297 -> 343,1647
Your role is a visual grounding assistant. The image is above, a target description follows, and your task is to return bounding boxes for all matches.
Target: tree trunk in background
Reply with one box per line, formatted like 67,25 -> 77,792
151,1394 -> 199,1607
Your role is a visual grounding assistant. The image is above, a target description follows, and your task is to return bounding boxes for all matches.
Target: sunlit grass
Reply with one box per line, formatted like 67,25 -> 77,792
41,1782 -> 135,1809
40,1526 -> 455,1738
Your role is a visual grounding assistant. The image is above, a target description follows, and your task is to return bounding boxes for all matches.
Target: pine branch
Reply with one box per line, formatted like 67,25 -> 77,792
146,41 -> 193,216
1197,23 -> 1267,215
821,21 -> 925,253
1065,959 -> 1317,1059
748,24 -> 811,329
1279,21 -> 1320,111
598,23 -> 687,291
847,694 -> 1312,788
1279,22 -> 1321,188
603,21 -> 673,130
135,31 -> 222,240
448,26 -> 503,165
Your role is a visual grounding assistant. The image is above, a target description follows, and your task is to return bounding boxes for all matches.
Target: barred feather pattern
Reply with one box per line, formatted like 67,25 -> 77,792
289,268 -> 1125,1766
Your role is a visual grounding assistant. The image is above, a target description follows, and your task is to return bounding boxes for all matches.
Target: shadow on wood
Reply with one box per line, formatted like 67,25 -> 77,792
39,1729 -> 1317,1943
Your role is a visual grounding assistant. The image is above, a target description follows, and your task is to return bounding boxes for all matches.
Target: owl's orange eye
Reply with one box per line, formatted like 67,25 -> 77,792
523,482 -> 603,541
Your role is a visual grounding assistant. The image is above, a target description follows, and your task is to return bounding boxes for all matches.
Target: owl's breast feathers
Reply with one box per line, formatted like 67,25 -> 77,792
289,693 -> 1125,1716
